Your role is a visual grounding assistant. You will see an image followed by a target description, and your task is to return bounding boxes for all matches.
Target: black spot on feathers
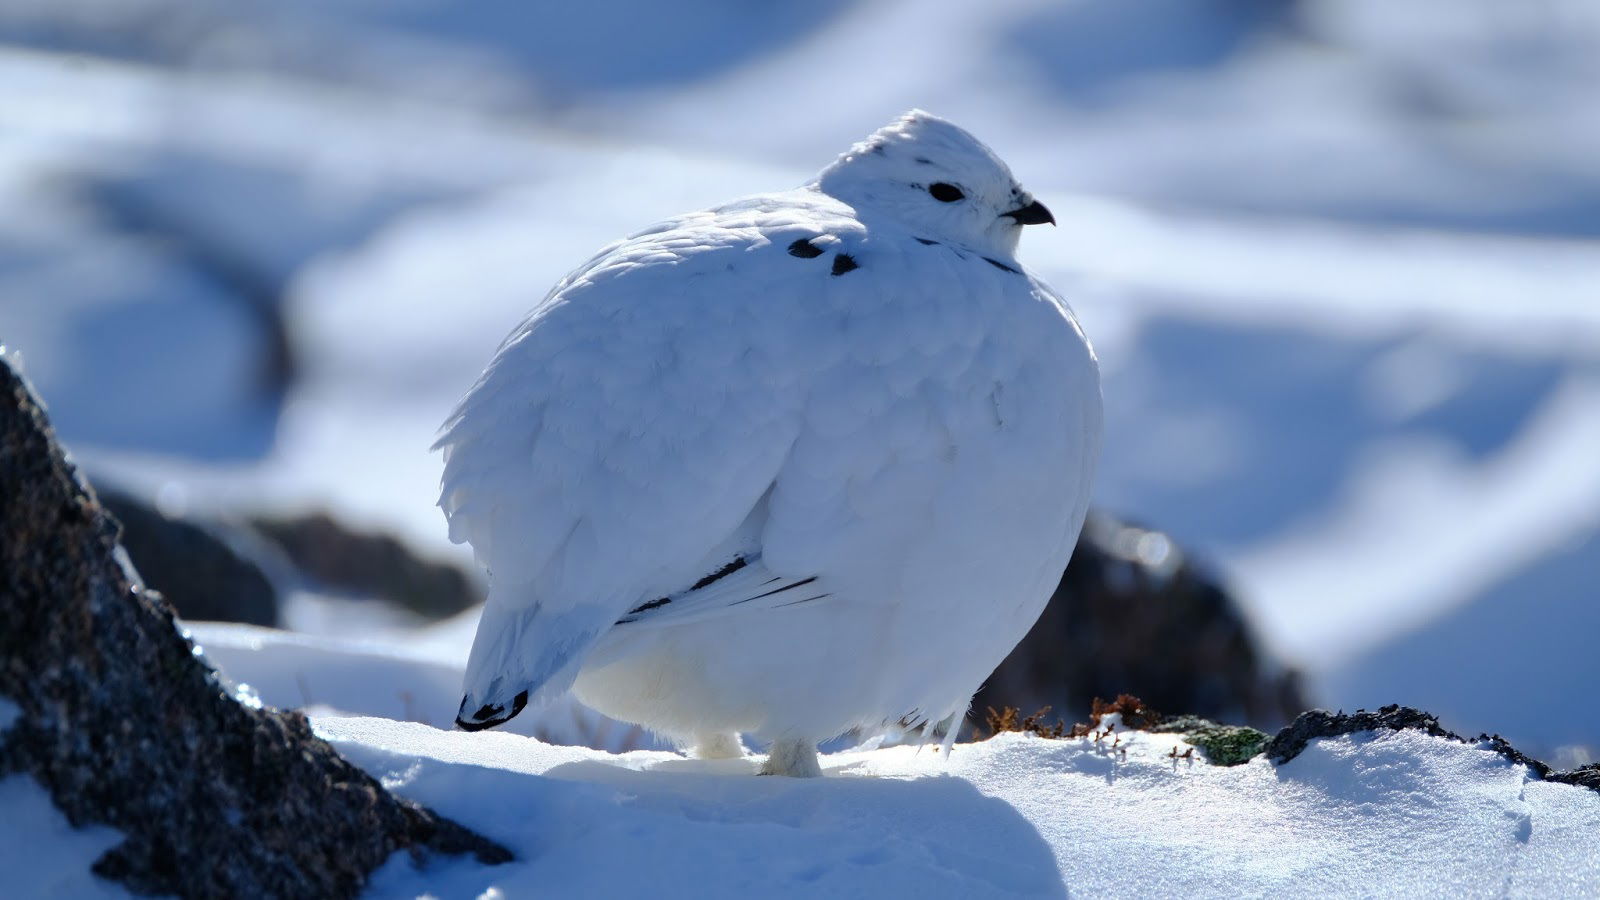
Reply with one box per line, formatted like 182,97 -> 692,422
831,253 -> 859,276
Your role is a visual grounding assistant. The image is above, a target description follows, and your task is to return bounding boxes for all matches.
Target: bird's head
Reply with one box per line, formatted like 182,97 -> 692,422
813,110 -> 1054,258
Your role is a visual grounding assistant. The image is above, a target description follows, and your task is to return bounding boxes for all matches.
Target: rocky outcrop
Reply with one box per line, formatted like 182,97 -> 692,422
975,512 -> 1306,730
1263,704 -> 1455,764
0,350 -> 510,898
1265,705 -> 1600,793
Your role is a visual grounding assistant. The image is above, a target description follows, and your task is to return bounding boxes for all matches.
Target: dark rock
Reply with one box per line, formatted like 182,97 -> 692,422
0,350 -> 510,898
1264,705 -> 1454,764
1264,704 -> 1600,795
250,512 -> 480,620
1555,764 -> 1600,791
975,511 -> 1306,731
99,487 -> 281,626
97,487 -> 480,627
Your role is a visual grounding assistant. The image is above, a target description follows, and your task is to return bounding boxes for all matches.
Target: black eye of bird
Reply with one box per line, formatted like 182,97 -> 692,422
928,183 -> 964,203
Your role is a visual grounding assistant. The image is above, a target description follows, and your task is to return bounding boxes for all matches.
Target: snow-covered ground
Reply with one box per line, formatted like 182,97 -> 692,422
0,775 -> 126,900
3,0 -> 1598,760
9,628 -> 1597,898
329,721 -> 1600,898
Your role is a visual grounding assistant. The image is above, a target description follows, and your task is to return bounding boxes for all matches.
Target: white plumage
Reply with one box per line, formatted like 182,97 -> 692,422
437,110 -> 1101,776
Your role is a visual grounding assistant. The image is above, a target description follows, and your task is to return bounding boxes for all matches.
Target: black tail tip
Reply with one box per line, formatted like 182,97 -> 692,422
455,689 -> 529,732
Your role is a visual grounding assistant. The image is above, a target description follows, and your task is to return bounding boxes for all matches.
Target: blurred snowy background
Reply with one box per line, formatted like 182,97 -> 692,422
2,0 -> 1597,757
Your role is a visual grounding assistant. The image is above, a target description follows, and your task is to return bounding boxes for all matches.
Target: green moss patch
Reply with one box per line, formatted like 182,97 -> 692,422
1180,723 -> 1269,766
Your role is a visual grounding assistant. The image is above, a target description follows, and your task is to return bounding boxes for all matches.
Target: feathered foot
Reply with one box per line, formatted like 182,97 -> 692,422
760,738 -> 822,777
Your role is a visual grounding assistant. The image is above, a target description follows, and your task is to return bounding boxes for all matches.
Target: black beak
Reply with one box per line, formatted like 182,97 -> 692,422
1002,199 -> 1056,226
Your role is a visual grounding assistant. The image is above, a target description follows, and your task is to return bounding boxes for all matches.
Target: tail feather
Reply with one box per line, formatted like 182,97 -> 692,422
456,689 -> 529,731
455,589 -> 610,732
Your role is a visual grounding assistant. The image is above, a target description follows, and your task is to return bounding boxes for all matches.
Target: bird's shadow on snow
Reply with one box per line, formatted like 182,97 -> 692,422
539,756 -> 1071,897
359,740 -> 1070,897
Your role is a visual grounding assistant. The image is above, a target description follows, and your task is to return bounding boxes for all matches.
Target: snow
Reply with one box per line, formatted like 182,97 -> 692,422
193,629 -> 1600,895
308,719 -> 1600,898
0,778 -> 126,900
0,697 -> 127,900
7,629 -> 1599,897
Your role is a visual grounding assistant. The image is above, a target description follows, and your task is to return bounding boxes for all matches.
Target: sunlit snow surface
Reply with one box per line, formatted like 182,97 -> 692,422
0,777 -> 126,900
318,720 -> 1600,899
0,697 -> 127,899
3,0 -> 1599,756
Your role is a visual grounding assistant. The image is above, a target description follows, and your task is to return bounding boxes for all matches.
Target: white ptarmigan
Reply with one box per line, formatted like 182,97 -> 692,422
437,110 -> 1101,776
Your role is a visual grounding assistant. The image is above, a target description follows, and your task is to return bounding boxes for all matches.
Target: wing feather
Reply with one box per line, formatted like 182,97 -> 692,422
440,192 -> 861,712
613,554 -> 830,628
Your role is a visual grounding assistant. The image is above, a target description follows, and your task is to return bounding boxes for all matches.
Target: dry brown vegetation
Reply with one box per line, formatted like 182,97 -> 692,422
979,693 -> 1163,741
